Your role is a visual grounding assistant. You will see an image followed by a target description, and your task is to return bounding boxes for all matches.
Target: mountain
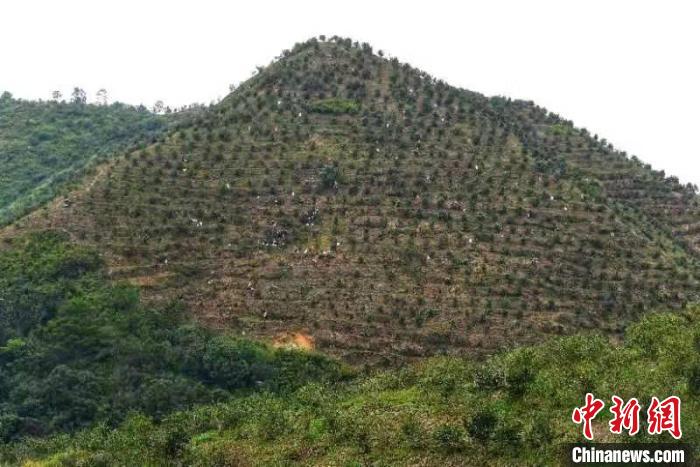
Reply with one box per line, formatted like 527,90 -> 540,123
0,92 -> 172,225
4,37 -> 699,365
1,35 -> 699,466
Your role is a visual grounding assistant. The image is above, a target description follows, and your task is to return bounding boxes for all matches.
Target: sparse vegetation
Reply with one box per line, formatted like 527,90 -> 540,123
7,37 -> 693,363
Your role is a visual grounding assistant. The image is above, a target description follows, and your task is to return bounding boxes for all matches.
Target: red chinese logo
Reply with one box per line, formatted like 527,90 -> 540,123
572,393 -> 605,440
609,395 -> 641,436
573,394 -> 681,439
647,396 -> 682,439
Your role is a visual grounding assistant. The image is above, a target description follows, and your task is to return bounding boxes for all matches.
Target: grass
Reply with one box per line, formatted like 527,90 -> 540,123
309,98 -> 360,114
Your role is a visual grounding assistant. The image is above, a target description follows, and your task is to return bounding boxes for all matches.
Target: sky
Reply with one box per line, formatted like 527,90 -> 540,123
1,0 -> 699,185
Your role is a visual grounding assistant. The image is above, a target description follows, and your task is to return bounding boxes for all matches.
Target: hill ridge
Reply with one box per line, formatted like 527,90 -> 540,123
0,95 -> 174,224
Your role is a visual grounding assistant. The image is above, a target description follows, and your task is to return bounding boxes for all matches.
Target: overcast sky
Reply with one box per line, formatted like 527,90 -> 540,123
2,0 -> 698,185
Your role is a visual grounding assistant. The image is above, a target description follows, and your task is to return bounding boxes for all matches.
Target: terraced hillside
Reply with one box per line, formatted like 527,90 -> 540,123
0,93 -> 172,224
487,98 -> 700,255
6,37 -> 700,364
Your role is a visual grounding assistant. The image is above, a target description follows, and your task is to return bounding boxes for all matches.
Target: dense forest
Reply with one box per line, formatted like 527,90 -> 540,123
1,36 -> 699,465
0,92 -> 172,225
0,231 -> 348,443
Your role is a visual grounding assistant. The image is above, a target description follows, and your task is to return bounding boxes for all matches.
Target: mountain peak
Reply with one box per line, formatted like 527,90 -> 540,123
4,37 -> 699,364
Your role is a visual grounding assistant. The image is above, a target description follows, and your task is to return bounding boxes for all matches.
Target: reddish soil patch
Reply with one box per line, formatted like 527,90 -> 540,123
272,332 -> 315,350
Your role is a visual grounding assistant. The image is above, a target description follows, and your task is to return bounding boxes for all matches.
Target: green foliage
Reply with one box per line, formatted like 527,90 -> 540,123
432,424 -> 466,452
467,409 -> 498,441
0,231 -> 104,344
0,232 -> 348,441
0,95 -> 171,224
319,164 -> 341,190
309,98 -> 359,114
3,304 -> 698,465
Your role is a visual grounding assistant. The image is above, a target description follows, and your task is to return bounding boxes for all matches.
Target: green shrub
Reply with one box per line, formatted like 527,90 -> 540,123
319,164 -> 342,190
467,409 -> 498,441
309,98 -> 359,114
433,424 -> 466,452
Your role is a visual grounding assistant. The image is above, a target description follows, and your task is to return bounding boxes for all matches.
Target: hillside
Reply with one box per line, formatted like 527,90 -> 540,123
4,305 -> 699,465
1,35 -> 700,466
0,231 -> 348,441
0,93 -> 171,225
5,36 -> 700,365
